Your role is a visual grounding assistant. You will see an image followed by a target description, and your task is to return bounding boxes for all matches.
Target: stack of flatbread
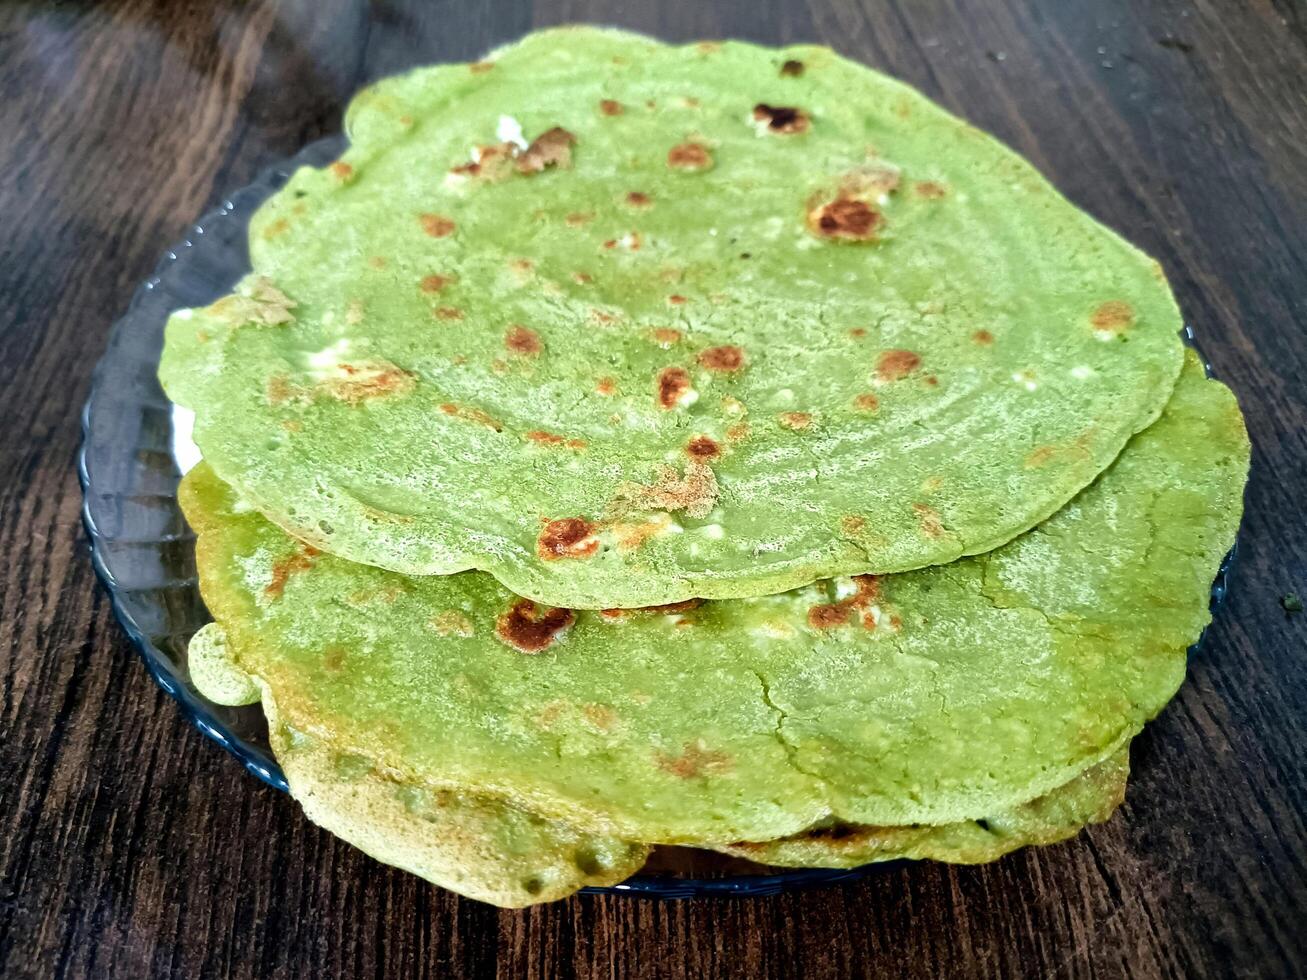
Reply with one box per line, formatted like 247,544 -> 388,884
161,27 -> 1248,906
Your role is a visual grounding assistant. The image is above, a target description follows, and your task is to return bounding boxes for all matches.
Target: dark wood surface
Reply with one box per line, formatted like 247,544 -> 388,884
2,1 -> 1304,977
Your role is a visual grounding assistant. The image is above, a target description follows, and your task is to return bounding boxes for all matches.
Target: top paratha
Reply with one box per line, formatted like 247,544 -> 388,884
162,26 -> 1184,608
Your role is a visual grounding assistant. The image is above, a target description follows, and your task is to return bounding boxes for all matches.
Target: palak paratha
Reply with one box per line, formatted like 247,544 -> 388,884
162,26 -> 1185,608
180,353 -> 1245,844
189,623 -> 1133,904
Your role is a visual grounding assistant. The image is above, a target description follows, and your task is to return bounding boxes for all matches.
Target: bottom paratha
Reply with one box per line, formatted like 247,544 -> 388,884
193,622 -> 1134,902
184,352 -> 1246,904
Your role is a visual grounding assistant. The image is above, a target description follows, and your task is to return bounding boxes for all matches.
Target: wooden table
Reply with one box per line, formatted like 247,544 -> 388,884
2,2 -> 1304,977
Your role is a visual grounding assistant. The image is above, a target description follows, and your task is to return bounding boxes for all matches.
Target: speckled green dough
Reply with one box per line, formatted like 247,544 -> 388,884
716,745 -> 1129,868
193,627 -> 1129,905
182,355 -> 1246,844
162,26 -> 1185,609
260,683 -> 650,907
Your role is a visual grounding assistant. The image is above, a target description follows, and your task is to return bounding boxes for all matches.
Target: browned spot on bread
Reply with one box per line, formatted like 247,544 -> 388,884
505,325 -> 542,356
509,258 -> 534,277
854,393 -> 880,412
280,418 -> 302,433
516,127 -> 576,174
808,574 -> 882,631
841,515 -> 866,535
726,421 -> 750,443
1024,445 -> 1056,468
620,461 -> 719,519
368,255 -> 387,269
262,217 -> 290,240
420,274 -> 455,294
1091,300 -> 1135,332
595,376 -> 617,396
972,329 -> 994,345
779,412 -> 813,430
527,430 -> 586,450
565,211 -> 594,227
496,600 -> 575,653
434,306 -> 463,321
572,272 -> 593,285
265,544 -> 320,599
877,349 -> 922,381
649,328 -> 682,347
266,374 -> 296,406
537,518 -> 600,561
535,700 -> 567,728
849,575 -> 881,607
925,374 -> 939,387
322,646 -> 347,671
697,345 -> 745,372
913,180 -> 948,199
808,604 -> 851,629
420,213 -> 455,237
848,327 -> 867,338
346,583 -> 407,607
656,742 -> 733,779
329,161 -> 354,182
438,403 -> 503,430
780,59 -> 805,77
469,60 -> 495,73
599,98 -> 624,116
428,611 -> 474,637
450,144 -> 516,181
582,704 -> 618,731
913,503 -> 945,538
806,165 -> 899,242
809,197 -> 882,241
321,362 -> 416,404
607,519 -> 661,551
686,435 -> 721,459
753,104 -> 810,134
667,142 -> 713,171
656,367 -> 692,409
625,191 -> 652,207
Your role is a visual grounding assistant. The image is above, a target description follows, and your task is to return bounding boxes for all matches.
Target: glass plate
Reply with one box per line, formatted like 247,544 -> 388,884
79,136 -> 1235,900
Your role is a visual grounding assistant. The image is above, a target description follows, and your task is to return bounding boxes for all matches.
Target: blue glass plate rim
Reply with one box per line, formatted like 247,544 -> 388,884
78,135 -> 1237,901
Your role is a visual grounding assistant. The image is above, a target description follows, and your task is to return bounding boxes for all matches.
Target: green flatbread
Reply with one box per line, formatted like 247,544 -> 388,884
719,745 -> 1129,868
265,675 -> 648,906
181,353 -> 1246,845
189,621 -> 1132,902
192,624 -> 1128,903
162,26 -> 1185,609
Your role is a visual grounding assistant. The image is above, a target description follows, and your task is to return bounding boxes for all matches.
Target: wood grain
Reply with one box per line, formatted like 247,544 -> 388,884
1,1 -> 1304,977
